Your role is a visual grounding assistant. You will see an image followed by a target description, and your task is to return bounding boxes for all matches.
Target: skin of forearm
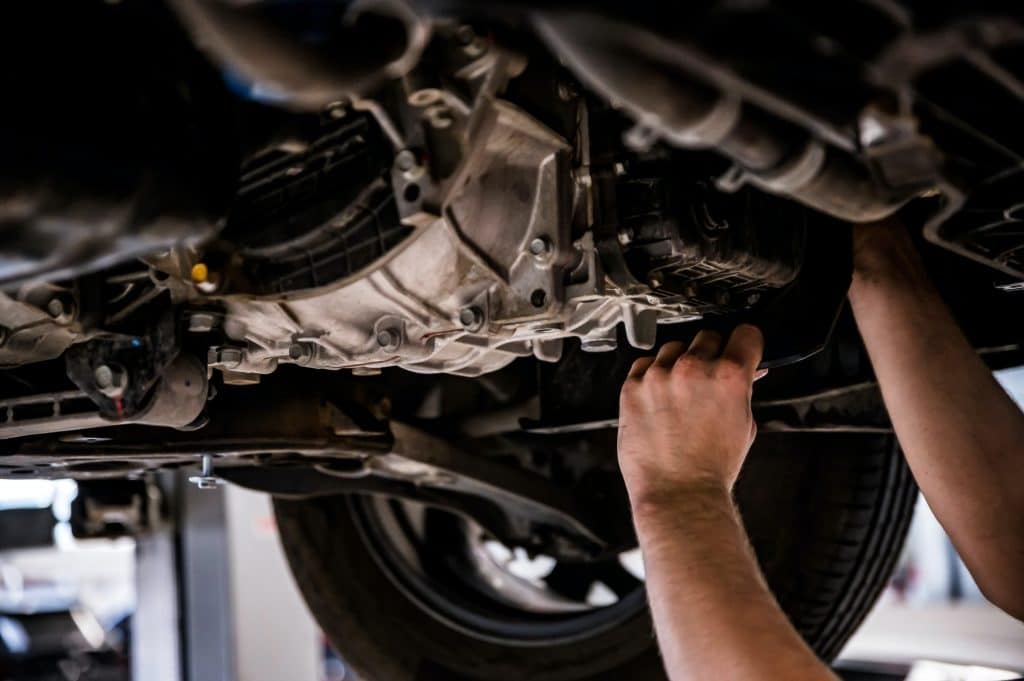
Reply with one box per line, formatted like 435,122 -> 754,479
633,489 -> 837,681
849,229 -> 1024,618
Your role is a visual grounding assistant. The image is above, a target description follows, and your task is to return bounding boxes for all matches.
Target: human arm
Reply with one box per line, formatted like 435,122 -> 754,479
618,326 -> 838,681
848,221 -> 1024,620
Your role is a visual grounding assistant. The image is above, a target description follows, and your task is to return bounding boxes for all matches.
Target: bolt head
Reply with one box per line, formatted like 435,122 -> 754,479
46,297 -> 74,322
188,475 -> 221,490
581,338 -> 618,353
188,312 -> 217,333
288,342 -> 315,364
93,364 -> 127,396
93,365 -> 114,389
425,105 -> 454,130
376,328 -> 400,351
215,347 -> 243,367
648,275 -> 663,290
617,228 -> 634,246
455,24 -> 475,45
529,237 -> 552,257
394,149 -> 418,172
458,306 -> 484,331
746,292 -> 761,306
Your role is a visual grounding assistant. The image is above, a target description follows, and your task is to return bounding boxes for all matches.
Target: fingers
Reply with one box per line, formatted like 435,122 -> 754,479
628,356 -> 656,378
626,325 -> 764,379
651,340 -> 687,369
720,324 -> 764,377
686,329 -> 723,360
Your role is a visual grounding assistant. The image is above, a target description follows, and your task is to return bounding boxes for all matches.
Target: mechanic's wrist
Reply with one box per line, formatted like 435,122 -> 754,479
851,219 -> 927,291
627,477 -> 734,533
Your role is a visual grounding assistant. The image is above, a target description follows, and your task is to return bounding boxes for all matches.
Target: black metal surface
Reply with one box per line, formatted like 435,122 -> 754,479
613,174 -> 805,309
218,113 -> 412,295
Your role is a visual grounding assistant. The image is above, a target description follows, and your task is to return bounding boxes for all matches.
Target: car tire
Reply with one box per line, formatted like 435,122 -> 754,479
274,430 -> 915,680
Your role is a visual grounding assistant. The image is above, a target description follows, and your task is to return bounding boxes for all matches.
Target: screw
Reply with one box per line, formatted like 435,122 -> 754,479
376,328 -> 401,351
188,455 -> 221,490
394,149 -> 418,172
529,237 -> 552,257
188,312 -> 217,333
288,342 -> 315,364
458,306 -> 484,331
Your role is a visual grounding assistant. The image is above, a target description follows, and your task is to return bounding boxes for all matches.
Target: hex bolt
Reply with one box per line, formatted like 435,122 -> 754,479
529,237 -> 552,258
376,328 -> 401,352
394,149 -> 418,172
458,306 -> 484,331
188,455 -> 221,490
617,228 -> 634,246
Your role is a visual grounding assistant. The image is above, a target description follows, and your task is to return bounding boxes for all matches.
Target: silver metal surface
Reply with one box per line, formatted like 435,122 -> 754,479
211,95 -> 702,378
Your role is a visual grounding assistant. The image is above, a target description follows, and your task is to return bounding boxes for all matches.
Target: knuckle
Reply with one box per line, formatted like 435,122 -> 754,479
673,354 -> 706,373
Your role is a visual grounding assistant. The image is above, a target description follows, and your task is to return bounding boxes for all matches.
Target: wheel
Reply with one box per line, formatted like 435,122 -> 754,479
274,429 -> 915,681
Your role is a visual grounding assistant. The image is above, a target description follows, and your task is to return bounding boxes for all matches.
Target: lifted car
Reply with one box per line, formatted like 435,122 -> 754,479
2,1 -> 1023,678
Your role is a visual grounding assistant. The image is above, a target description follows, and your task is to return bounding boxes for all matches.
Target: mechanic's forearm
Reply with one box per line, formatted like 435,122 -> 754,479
849,224 -> 1024,618
633,487 -> 837,681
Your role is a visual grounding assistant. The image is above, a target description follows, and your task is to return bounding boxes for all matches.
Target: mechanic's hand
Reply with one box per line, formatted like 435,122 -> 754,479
617,325 -> 764,511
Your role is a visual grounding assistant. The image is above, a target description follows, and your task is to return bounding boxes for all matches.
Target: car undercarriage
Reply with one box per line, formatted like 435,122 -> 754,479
3,1 -> 1024,677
